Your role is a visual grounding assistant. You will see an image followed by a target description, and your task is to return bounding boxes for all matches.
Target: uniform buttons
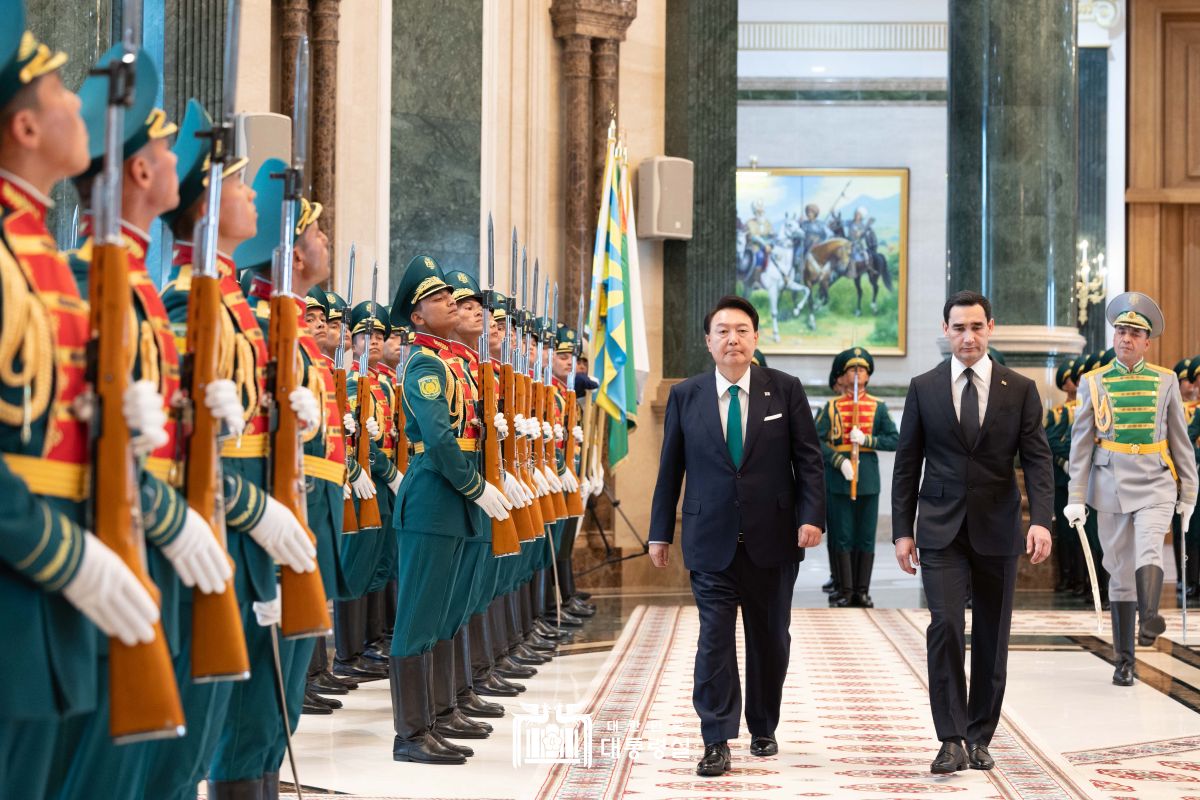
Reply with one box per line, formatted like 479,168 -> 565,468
736,473 -> 742,479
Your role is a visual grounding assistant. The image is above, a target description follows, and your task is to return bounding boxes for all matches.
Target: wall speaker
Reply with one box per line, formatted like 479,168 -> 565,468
636,156 -> 693,240
235,112 -> 291,184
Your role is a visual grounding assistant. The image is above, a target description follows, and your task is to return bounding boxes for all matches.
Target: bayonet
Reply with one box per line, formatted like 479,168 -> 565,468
358,261 -> 378,376
568,293 -> 583,393
272,35 -> 309,300
335,244 -> 356,370
481,213 -> 493,364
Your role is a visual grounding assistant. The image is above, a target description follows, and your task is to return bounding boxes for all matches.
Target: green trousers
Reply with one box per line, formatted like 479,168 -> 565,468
442,540 -> 491,641
391,532 -> 464,657
0,719 -> 58,799
828,493 -> 879,552
264,636 -> 317,776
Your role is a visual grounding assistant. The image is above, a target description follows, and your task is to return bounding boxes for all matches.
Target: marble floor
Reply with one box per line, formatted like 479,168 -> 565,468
272,596 -> 1200,800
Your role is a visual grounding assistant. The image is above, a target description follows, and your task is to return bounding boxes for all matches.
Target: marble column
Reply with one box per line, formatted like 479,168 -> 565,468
592,38 -> 618,211
946,0 -> 1084,367
311,0 -> 339,250
562,34 -> 593,311
663,0 -> 737,379
278,0 -> 309,123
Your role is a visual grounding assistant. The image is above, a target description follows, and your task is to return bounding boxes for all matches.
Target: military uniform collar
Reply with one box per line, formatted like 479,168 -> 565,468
0,167 -> 53,222
448,339 -> 478,363
412,331 -> 454,351
552,376 -> 567,391
1112,358 -> 1146,375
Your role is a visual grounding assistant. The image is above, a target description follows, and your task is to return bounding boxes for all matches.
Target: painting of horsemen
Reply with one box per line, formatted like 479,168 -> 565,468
736,168 -> 908,355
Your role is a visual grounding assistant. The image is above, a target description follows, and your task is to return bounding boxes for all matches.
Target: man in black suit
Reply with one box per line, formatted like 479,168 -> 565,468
649,295 -> 825,777
892,290 -> 1053,774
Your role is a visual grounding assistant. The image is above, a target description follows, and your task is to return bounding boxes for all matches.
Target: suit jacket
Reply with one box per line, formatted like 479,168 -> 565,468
891,360 -> 1054,556
649,365 -> 826,572
1067,362 -> 1199,513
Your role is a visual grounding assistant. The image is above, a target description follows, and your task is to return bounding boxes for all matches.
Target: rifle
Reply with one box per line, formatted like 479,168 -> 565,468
183,0 -> 251,685
530,262 -> 558,523
850,369 -> 859,501
517,248 -> 546,534
502,229 -> 536,540
87,0 -> 186,742
335,246 -> 358,533
482,214 -> 520,556
352,265 -> 383,529
544,283 -> 569,520
268,35 -> 332,639
563,292 -> 585,516
393,329 -> 409,475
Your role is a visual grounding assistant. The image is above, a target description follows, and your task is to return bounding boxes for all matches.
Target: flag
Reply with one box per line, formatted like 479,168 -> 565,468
587,127 -> 648,470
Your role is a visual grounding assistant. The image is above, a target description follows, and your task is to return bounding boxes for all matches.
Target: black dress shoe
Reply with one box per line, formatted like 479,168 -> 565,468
573,590 -> 592,601
931,741 -> 968,774
749,734 -> 778,756
475,671 -> 523,696
307,690 -> 342,709
302,695 -> 332,715
510,644 -> 550,665
430,726 -> 474,757
545,611 -> 584,628
392,733 -> 466,765
319,668 -> 360,689
495,655 -> 537,678
1112,662 -> 1135,686
458,689 -> 505,718
695,742 -> 731,776
333,657 -> 387,682
822,576 -> 836,594
361,644 -> 389,663
967,743 -> 994,770
524,632 -> 557,652
565,597 -> 596,617
436,707 -> 492,739
309,673 -> 349,695
852,592 -> 874,609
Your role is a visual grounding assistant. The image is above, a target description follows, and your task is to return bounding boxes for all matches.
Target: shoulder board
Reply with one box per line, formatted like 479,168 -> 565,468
255,302 -> 270,319
1082,364 -> 1111,381
1145,362 -> 1174,375
165,264 -> 193,294
67,240 -> 93,265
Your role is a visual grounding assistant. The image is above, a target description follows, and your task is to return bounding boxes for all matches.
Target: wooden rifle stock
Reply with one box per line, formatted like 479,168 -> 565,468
502,363 -> 536,540
183,273 -> 251,683
517,373 -> 546,533
268,297 -> 332,639
532,377 -> 559,521
333,368 -> 358,532
481,361 -> 520,555
354,374 -> 383,528
563,389 -> 584,516
90,241 -> 186,742
394,383 -> 408,474
544,382 -> 570,519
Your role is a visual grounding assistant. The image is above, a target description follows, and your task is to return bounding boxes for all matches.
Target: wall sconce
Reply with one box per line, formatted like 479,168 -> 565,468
1076,239 -> 1106,326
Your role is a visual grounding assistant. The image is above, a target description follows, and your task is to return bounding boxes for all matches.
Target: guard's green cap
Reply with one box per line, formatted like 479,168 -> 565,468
492,291 -> 508,320
1099,347 -> 1116,367
1106,291 -> 1165,339
1188,357 -> 1200,384
0,1 -> 67,112
446,269 -> 482,303
390,254 -> 452,327
1055,358 -> 1076,390
987,346 -> 1006,365
325,291 -> 347,321
833,346 -> 874,377
1174,358 -> 1191,380
306,285 -> 329,315
350,300 -> 390,338
1076,353 -> 1100,380
556,324 -> 578,353
751,349 -> 768,367
75,46 -> 175,182
232,156 -> 323,272
163,98 -> 250,228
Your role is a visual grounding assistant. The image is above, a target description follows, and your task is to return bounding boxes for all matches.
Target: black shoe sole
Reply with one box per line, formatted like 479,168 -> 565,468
695,764 -> 730,776
392,752 -> 466,765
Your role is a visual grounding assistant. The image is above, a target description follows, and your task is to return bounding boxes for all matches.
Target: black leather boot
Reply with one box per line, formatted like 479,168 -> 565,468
333,597 -> 366,665
524,630 -> 557,652
495,654 -> 537,678
829,551 -> 853,608
852,550 -> 875,608
457,687 -> 505,718
510,643 -> 549,665
1136,565 -> 1167,646
207,779 -> 264,799
508,591 -> 526,648
1111,601 -> 1136,686
475,670 -> 524,695
390,654 -> 465,764
310,671 -> 351,695
565,596 -> 596,617
469,612 -> 494,680
261,772 -> 279,800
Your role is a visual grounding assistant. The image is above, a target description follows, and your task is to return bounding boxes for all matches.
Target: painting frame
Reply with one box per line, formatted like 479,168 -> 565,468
736,167 -> 909,356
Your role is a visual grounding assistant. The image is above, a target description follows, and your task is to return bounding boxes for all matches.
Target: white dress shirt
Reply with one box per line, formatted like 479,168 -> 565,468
715,366 -> 752,443
950,353 -> 991,423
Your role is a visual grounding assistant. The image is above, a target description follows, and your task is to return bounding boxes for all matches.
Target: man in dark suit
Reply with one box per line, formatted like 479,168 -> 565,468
649,295 -> 825,777
892,290 -> 1053,774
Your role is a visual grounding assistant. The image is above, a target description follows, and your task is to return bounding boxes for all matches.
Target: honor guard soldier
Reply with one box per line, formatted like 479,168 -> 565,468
1066,293 -> 1199,686
388,254 -> 512,764
816,348 -> 898,608
1185,358 -> 1200,599
322,290 -> 349,360
552,324 -> 593,617
151,99 -> 316,800
817,361 -> 842,597
0,10 -> 162,797
1046,358 -> 1083,594
62,46 -> 239,800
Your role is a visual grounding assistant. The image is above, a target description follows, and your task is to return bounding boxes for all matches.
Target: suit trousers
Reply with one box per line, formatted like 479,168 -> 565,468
1098,502 -> 1174,602
689,542 -> 798,745
920,526 -> 1018,746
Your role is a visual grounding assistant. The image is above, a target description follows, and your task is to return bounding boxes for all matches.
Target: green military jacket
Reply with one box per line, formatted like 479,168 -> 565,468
1045,399 -> 1079,488
816,392 -> 899,496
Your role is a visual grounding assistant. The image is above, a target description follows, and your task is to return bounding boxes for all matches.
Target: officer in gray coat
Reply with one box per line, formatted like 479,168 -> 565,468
1065,292 -> 1198,687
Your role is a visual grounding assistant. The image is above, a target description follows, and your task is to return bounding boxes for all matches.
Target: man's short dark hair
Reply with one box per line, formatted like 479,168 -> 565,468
704,295 -> 759,334
943,290 -> 992,323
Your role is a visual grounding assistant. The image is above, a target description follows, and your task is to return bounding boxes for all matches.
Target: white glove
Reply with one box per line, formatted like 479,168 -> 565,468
289,387 -> 320,434
1063,503 -> 1087,527
342,412 -> 357,437
543,465 -> 564,493
366,416 -> 381,441
351,469 -> 377,499
562,469 -> 579,493
839,460 -> 855,481
591,467 -> 604,497
248,496 -> 317,573
849,427 -> 867,446
474,482 -> 513,520
252,591 -> 281,627
493,412 -> 509,441
522,416 -> 538,439
123,380 -> 169,457
572,425 -> 583,444
553,423 -> 565,443
513,414 -> 526,438
388,472 -> 403,495
160,507 -> 232,595
502,470 -> 528,508
531,465 -> 551,495
62,532 -> 159,647
579,476 -> 591,498
205,378 -> 245,439
542,421 -> 553,442
1178,502 -> 1195,533
343,482 -> 352,499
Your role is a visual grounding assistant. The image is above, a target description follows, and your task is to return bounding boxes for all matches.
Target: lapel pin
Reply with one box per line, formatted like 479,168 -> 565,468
1000,380 -> 1007,386
764,391 -> 770,397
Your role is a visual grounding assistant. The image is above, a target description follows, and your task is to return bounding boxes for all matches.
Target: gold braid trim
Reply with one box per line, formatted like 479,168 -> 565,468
234,334 -> 258,425
138,320 -> 160,388
0,240 -> 52,426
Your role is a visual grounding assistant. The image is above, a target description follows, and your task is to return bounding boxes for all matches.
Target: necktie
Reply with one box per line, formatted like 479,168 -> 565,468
727,385 -> 743,466
960,367 -> 979,447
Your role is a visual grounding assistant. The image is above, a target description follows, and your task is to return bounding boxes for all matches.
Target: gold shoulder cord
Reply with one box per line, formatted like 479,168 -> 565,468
829,400 -> 842,441
0,241 -> 52,431
1089,374 -> 1112,434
